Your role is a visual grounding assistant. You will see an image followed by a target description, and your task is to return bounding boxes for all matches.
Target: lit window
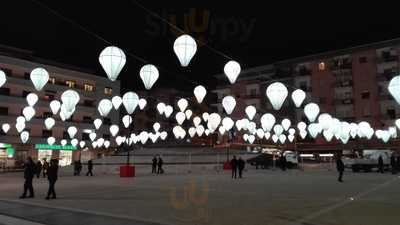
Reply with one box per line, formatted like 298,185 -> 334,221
104,87 -> 112,95
84,84 -> 94,92
49,77 -> 56,84
318,62 -> 325,71
66,80 -> 76,88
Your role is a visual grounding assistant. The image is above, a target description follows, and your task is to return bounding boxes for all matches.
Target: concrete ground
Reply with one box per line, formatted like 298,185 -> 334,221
0,168 -> 399,225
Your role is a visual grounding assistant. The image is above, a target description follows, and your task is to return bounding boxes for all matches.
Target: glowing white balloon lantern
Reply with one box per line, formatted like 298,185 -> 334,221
44,118 -> 55,130
22,106 -> 35,121
261,113 -> 275,132
248,122 -> 257,134
288,128 -> 296,135
149,133 -> 158,143
30,68 -> 49,91
222,95 -> 236,115
188,127 -> 196,138
67,126 -> 77,139
381,131 -> 391,143
92,141 -> 98,149
389,126 -> 397,138
16,116 -> 26,124
98,99 -> 113,117
202,112 -> 209,122
140,64 -> 159,90
222,117 -> 234,131
173,126 -> 185,139
291,89 -> 306,108
207,113 -> 221,132
97,138 -> 105,148
185,110 -> 193,120
273,125 -> 284,136
388,76 -> 400,105
193,116 -> 201,127
266,82 -> 288,110
2,123 -> 10,133
71,139 -> 79,147
111,96 -> 123,110
297,122 -> 307,131
138,98 -> 147,110
153,122 -> 161,132
272,134 -> 278,143
160,131 -> 168,140
122,92 -> 139,114
299,130 -> 307,139
157,103 -> 166,115
349,123 -> 359,139
0,70 -> 6,87
281,118 -> 291,131
177,99 -> 188,112
20,131 -> 29,144
15,122 -> 25,133
245,106 -> 256,120
243,134 -> 249,142
61,90 -> 80,112
256,129 -> 264,139
173,34 -> 197,67
79,141 -> 86,148
235,119 -> 244,131
164,105 -> 173,118
365,128 -> 374,140
47,137 -> 56,146
193,85 -> 207,104
264,132 -> 271,140
91,119 -> 101,131
279,134 -> 286,144
204,129 -> 210,136
323,130 -> 334,142
89,133 -> 97,142
224,60 -> 241,84
115,136 -> 124,146
104,140 -> 110,148
196,125 -> 205,137
288,134 -> 295,142
61,140 -> 68,147
122,115 -> 132,128
308,123 -> 322,138
175,112 -> 186,125
340,122 -> 351,140
304,103 -> 320,123
396,119 -> 400,130
60,104 -> 75,120
26,93 -> 38,107
318,113 -> 332,131
110,125 -> 119,137
99,46 -> 126,81
50,100 -> 61,115
248,135 -> 255,144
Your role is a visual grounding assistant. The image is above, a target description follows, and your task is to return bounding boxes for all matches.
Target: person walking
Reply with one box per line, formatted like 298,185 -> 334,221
42,159 -> 49,178
336,154 -> 345,183
157,156 -> 164,174
280,154 -> 287,171
152,156 -> 157,174
230,155 -> 238,179
76,160 -> 82,176
46,159 -> 58,200
86,160 -> 93,176
36,160 -> 42,178
390,153 -> 396,174
20,157 -> 36,198
238,157 -> 245,178
378,155 -> 384,173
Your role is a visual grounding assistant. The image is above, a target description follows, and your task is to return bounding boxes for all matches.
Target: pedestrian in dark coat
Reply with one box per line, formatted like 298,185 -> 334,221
238,157 -> 245,178
157,156 -> 164,174
231,155 -> 238,179
390,154 -> 396,174
86,160 -> 94,176
36,160 -> 42,178
42,159 -> 49,178
336,154 -> 345,182
76,160 -> 82,176
20,157 -> 36,198
152,156 -> 157,174
46,159 -> 58,200
280,155 -> 287,171
378,155 -> 384,173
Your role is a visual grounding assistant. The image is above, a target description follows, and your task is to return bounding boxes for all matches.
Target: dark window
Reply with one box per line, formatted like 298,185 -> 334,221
43,94 -> 54,101
361,91 -> 370,99
319,97 -> 327,104
43,112 -> 53,118
103,118 -> 111,125
103,134 -> 110,139
82,133 -> 90,141
387,109 -> 396,119
0,107 -> 8,115
359,57 -> 367,63
22,90 -> 30,97
84,100 -> 95,107
63,131 -> 69,139
1,68 -> 12,76
83,116 -> 92,123
42,130 -> 52,138
249,89 -> 257,97
0,87 -> 10,96
24,72 -> 30,80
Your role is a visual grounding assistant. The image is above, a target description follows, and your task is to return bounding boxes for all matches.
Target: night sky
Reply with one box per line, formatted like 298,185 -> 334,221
1,1 -> 400,91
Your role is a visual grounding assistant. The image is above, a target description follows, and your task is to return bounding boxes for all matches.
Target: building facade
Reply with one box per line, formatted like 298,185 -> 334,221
212,38 -> 400,151
0,46 -> 120,167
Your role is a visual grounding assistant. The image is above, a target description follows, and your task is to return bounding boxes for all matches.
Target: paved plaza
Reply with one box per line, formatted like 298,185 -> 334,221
0,168 -> 399,225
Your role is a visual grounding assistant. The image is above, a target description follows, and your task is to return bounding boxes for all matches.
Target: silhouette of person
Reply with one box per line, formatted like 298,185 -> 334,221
36,160 -> 42,178
238,157 -> 245,178
157,156 -> 164,174
230,155 -> 238,179
42,159 -> 49,178
152,156 -> 157,174
20,157 -> 36,198
336,154 -> 345,183
86,160 -> 94,176
378,155 -> 384,173
46,159 -> 58,200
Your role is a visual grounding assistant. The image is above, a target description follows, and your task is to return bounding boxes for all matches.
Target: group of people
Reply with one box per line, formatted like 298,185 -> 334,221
20,157 -> 58,200
73,159 -> 94,176
230,155 -> 245,179
151,156 -> 164,174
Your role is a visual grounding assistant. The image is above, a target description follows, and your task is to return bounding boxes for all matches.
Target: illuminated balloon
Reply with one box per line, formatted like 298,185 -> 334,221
89,132 -> 97,142
30,68 -> 49,91
266,82 -> 288,110
175,112 -> 186,125
157,102 -> 166,115
222,96 -> 236,115
288,134 -> 295,142
15,122 -> 25,133
388,75 -> 400,104
138,98 -> 147,110
273,124 -> 284,136
177,98 -> 188,112
207,113 -> 221,132
281,118 -> 291,131
71,139 -> 79,147
111,96 -> 123,110
185,109 -> 193,120
94,118 -> 102,130
222,117 -> 234,131
110,125 -> 119,137
245,105 -> 256,120
61,90 -> 80,112
291,89 -> 306,108
67,126 -> 77,139
297,122 -> 307,131
224,60 -> 241,84
44,118 -> 55,130
164,105 -> 173,118
160,131 -> 168,140
140,64 -> 159,90
261,113 -> 275,132
79,141 -> 86,148
196,125 -> 205,137
188,127 -> 196,138
98,99 -> 113,117
50,100 -> 61,115
256,129 -> 264,139
99,46 -> 126,81
202,112 -> 209,122
173,34 -> 197,67
26,93 -> 38,107
308,123 -> 322,138
1,123 -> 10,133
0,70 -> 6,87
304,103 -> 320,123
318,113 -> 333,131
278,134 -> 286,144
47,137 -> 56,145
20,131 -> 29,144
193,116 -> 201,127
122,92 -> 139,114
22,106 -> 35,121
153,122 -> 161,132
193,85 -> 207,104
104,140 -> 110,148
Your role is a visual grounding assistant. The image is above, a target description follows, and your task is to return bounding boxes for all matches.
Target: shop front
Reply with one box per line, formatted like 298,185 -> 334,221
35,144 -> 79,167
0,143 -> 15,169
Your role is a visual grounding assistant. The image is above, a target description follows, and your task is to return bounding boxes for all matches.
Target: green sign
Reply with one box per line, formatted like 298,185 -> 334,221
6,147 -> 14,157
35,144 -> 77,151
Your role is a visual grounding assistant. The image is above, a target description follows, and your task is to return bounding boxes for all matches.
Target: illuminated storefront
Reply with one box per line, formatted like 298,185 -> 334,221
0,143 -> 15,168
35,144 -> 78,167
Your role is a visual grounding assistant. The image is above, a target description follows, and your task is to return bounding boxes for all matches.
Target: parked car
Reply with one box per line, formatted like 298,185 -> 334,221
343,150 -> 392,172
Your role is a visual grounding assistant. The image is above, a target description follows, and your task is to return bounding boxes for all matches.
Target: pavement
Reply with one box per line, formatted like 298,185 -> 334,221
0,167 -> 399,225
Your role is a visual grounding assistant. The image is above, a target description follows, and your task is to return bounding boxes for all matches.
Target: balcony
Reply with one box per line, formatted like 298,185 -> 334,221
330,62 -> 352,71
376,55 -> 399,64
